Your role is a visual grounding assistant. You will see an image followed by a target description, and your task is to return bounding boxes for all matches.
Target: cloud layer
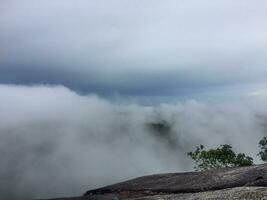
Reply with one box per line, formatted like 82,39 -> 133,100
1,84 -> 267,199
2,1 -> 267,199
1,1 -> 267,95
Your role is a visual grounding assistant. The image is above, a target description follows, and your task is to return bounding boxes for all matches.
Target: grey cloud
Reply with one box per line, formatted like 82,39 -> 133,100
1,0 -> 267,95
0,84 -> 267,199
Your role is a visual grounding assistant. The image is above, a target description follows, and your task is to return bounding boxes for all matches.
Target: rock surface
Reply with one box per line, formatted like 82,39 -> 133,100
132,187 -> 267,200
85,164 -> 267,196
42,187 -> 267,200
44,164 -> 267,200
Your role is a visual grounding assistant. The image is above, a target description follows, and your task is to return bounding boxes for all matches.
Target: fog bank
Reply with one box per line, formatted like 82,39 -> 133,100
0,84 -> 266,199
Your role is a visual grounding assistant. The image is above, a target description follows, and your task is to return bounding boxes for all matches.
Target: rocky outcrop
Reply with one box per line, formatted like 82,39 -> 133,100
44,164 -> 267,200
84,164 -> 267,197
42,187 -> 267,200
132,187 -> 267,200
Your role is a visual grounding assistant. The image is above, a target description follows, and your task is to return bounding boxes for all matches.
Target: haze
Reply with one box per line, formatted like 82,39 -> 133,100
1,1 -> 267,199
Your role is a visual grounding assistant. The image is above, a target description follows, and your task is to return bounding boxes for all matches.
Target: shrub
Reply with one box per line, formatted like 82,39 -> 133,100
258,137 -> 267,161
188,144 -> 253,171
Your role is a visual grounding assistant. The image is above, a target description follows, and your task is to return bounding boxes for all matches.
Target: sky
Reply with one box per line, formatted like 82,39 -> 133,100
1,0 -> 267,98
1,1 -> 267,199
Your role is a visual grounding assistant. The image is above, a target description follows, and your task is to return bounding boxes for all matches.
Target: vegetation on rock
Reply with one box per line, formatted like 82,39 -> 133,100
188,144 -> 253,171
258,137 -> 267,162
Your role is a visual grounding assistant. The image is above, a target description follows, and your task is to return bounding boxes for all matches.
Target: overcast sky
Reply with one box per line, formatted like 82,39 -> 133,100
2,1 -> 267,199
1,0 -> 267,99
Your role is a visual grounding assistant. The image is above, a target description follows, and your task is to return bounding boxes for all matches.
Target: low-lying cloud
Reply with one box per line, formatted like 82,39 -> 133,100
1,84 -> 267,199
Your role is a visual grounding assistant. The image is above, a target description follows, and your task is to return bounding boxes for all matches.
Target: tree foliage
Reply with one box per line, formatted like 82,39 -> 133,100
188,144 -> 253,171
258,137 -> 267,161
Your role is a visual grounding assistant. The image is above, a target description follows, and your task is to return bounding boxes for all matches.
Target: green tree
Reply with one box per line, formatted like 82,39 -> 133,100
258,137 -> 267,161
188,144 -> 253,171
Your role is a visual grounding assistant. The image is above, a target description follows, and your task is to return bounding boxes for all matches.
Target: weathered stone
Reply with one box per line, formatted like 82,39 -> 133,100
43,164 -> 267,200
131,187 -> 267,200
41,187 -> 267,200
85,164 -> 267,196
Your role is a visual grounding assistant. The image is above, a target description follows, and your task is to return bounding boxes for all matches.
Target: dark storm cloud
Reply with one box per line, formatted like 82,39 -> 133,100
1,0 -> 267,96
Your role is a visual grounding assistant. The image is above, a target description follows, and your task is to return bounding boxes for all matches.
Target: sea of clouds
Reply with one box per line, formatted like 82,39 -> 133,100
0,84 -> 267,199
